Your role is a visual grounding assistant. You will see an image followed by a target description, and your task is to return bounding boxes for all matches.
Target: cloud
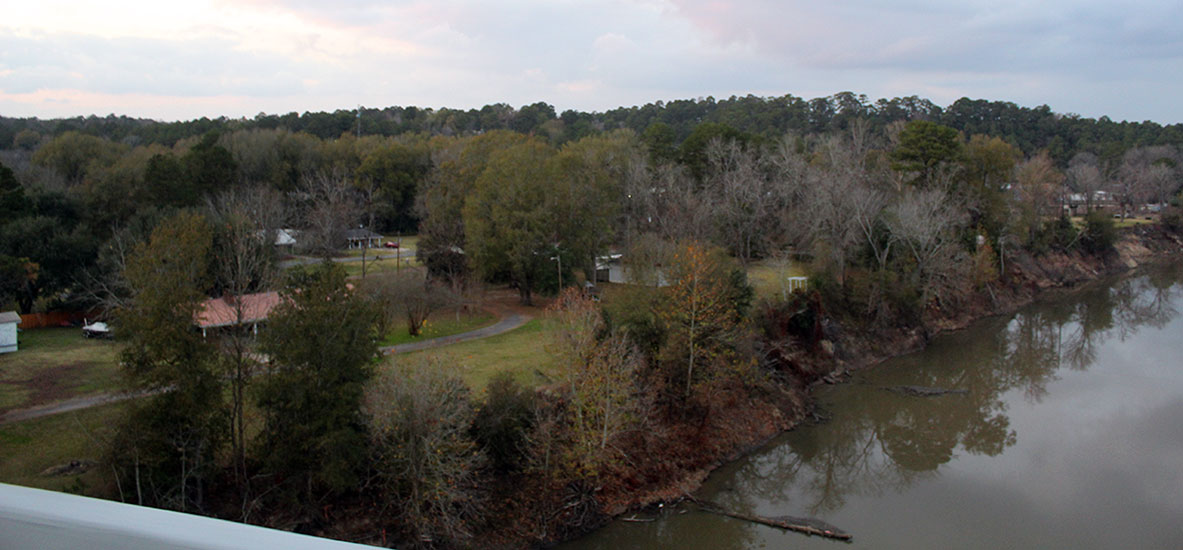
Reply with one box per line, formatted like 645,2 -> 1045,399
0,31 -> 308,97
0,0 -> 1180,122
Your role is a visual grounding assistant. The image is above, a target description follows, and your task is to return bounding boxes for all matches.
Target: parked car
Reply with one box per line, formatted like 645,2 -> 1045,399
383,241 -> 400,249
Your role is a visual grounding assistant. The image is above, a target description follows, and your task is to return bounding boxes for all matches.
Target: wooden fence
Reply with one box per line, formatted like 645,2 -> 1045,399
17,311 -> 97,329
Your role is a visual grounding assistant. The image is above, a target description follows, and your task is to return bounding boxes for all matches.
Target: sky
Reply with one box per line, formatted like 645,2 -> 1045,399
2,0 -> 1182,124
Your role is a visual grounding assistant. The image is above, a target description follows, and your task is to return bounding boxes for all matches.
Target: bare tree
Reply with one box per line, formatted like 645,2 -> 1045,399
704,138 -> 783,263
1066,153 -> 1106,213
887,188 -> 969,308
302,168 -> 361,257
648,163 -> 714,244
800,147 -> 863,284
767,134 -> 813,253
1014,152 -> 1064,241
206,186 -> 285,494
1115,146 -> 1175,219
362,270 -> 456,338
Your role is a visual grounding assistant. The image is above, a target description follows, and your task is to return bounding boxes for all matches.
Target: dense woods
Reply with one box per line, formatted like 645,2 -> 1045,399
3,92 -> 1182,548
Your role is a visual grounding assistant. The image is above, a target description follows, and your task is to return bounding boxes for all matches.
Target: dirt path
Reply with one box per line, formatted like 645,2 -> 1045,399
1,291 -> 542,426
0,391 -> 148,426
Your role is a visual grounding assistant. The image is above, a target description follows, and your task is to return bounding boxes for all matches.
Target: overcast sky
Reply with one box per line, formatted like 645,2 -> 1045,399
3,0 -> 1182,123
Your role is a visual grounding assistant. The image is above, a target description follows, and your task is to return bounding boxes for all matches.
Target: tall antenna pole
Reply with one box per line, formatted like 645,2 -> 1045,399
356,105 -> 362,138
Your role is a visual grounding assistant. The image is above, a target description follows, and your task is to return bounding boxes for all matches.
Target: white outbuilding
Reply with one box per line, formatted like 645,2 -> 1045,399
0,311 -> 20,354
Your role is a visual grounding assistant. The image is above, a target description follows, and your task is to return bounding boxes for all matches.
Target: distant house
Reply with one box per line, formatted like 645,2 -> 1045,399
0,311 -> 19,353
595,254 -> 626,284
594,254 -> 668,287
254,228 -> 297,248
344,228 -> 382,249
273,228 -> 297,247
195,291 -> 281,337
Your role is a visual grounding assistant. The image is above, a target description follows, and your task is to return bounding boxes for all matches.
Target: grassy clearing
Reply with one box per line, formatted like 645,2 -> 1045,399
379,308 -> 498,347
746,260 -> 809,300
339,235 -> 419,258
0,328 -> 122,412
0,401 -> 124,493
391,318 -> 561,392
341,255 -> 420,277
1068,215 -> 1156,229
1113,217 -> 1156,229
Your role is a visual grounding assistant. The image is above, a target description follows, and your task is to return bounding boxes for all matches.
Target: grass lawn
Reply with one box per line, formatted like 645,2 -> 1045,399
379,308 -> 498,347
746,259 -> 809,300
390,318 -> 561,392
1069,215 -> 1156,229
0,401 -> 125,494
1113,217 -> 1156,229
0,328 -> 123,412
341,255 -> 419,277
339,235 -> 419,258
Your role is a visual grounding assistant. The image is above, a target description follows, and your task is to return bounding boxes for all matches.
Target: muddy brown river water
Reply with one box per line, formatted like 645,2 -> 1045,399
562,265 -> 1183,549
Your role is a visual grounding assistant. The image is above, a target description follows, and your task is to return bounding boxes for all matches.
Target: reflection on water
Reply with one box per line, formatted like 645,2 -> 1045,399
563,264 -> 1183,550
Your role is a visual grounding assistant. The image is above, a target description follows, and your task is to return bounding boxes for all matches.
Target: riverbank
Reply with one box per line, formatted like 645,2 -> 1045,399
518,225 -> 1183,549
235,226 -> 1183,548
836,225 -> 1183,375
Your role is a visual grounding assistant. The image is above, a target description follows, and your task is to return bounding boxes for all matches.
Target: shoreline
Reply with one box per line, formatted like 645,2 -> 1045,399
532,225 -> 1183,549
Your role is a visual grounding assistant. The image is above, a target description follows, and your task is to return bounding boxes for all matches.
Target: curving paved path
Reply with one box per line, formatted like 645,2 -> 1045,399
1,302 -> 534,426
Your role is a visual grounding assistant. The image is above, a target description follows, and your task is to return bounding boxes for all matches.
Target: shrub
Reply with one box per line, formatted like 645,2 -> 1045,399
1081,210 -> 1117,254
471,371 -> 536,474
601,285 -> 665,358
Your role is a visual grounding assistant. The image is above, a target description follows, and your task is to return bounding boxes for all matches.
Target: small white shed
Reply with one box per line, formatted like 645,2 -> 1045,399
0,311 -> 20,354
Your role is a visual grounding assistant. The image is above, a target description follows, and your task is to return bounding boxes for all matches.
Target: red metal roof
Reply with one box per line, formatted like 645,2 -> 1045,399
195,291 -> 281,329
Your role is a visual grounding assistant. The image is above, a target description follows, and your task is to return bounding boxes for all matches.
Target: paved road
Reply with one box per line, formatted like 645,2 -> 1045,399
0,302 -> 533,426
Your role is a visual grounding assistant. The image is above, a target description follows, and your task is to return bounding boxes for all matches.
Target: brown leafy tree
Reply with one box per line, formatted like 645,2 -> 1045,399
549,289 -> 645,475
658,242 -> 751,401
365,358 -> 485,547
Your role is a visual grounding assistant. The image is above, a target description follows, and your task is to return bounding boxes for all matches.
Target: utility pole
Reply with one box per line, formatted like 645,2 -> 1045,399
356,105 -> 362,138
550,243 -> 562,289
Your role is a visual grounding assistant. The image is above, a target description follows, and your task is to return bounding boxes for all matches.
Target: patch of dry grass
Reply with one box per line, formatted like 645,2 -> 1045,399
0,328 -> 122,412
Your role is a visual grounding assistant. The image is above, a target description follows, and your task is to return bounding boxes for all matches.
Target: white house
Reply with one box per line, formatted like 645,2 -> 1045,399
0,311 -> 20,354
594,254 -> 668,287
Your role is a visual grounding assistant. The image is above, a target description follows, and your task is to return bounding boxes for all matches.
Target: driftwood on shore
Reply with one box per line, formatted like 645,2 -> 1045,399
690,498 -> 853,542
883,385 -> 969,397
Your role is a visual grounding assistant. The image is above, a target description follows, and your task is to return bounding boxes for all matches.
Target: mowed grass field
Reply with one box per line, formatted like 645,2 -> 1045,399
0,328 -> 123,413
0,401 -> 125,492
390,318 -> 562,391
746,259 -> 809,300
379,308 -> 498,347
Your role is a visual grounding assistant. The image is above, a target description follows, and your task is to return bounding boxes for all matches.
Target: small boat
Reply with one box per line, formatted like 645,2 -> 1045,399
81,320 -> 112,339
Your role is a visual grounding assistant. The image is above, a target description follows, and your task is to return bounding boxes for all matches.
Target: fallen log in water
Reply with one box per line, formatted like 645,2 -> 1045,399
692,499 -> 853,542
883,385 -> 969,397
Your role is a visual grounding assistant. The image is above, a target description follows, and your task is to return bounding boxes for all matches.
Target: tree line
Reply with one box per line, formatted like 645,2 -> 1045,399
4,92 -> 1182,164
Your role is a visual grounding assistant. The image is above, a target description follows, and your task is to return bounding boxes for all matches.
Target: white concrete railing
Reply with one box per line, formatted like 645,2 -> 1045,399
0,483 -> 378,550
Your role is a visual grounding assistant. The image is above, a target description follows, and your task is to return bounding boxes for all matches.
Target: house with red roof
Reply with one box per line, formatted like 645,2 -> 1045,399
195,291 -> 282,337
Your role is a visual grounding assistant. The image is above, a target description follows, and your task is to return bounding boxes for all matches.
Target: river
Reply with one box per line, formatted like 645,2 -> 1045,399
562,265 -> 1183,549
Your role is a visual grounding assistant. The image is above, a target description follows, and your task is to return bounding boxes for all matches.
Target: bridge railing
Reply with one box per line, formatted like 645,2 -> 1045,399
0,483 -> 378,550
